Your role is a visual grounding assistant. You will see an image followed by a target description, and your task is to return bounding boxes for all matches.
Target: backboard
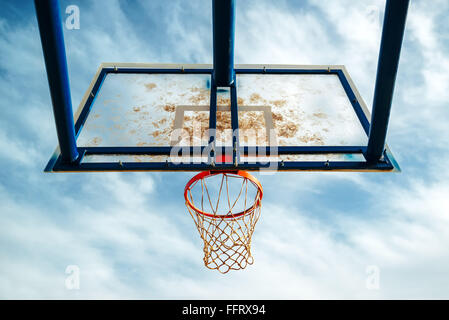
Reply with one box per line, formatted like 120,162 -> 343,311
45,63 -> 399,172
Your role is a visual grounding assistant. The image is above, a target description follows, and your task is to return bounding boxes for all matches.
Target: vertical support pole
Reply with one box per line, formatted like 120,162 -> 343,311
230,78 -> 240,166
365,0 -> 409,162
208,84 -> 217,165
35,0 -> 79,163
212,0 -> 235,87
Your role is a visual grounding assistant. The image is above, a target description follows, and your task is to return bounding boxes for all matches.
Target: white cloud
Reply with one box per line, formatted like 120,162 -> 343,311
407,1 -> 449,104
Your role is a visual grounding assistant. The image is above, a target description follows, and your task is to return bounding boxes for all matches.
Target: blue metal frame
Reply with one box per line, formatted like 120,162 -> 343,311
212,0 -> 235,86
38,0 -> 406,173
35,0 -> 79,163
45,65 -> 399,172
366,0 -> 409,162
230,74 -> 240,166
207,82 -> 218,165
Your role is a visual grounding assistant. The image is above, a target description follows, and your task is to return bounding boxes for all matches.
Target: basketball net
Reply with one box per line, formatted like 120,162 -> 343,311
184,170 -> 263,273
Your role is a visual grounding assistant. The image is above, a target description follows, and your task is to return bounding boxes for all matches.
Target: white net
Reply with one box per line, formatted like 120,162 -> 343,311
184,171 -> 263,273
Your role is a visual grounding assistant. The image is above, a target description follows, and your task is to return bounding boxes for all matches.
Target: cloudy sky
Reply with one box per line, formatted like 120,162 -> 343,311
1,0 -> 449,299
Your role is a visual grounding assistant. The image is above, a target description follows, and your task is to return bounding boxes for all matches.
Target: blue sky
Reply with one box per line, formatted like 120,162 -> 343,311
1,0 -> 449,299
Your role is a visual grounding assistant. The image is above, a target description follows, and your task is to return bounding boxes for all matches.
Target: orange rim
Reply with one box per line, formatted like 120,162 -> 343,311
184,170 -> 263,219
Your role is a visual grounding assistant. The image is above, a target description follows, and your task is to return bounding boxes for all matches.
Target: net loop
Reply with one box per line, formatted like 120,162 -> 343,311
184,170 -> 263,274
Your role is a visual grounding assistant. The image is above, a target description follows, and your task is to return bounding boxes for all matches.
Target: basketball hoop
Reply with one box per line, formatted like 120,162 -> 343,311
184,170 -> 263,273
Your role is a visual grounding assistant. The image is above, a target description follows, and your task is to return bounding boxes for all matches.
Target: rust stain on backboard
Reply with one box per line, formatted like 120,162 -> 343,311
313,112 -> 327,119
239,111 -> 265,131
249,93 -> 263,104
89,137 -> 102,146
278,122 -> 299,138
217,97 -> 231,106
272,113 -> 283,122
299,133 -> 324,145
145,83 -> 157,91
188,88 -> 209,104
270,100 -> 287,107
163,104 -> 176,112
